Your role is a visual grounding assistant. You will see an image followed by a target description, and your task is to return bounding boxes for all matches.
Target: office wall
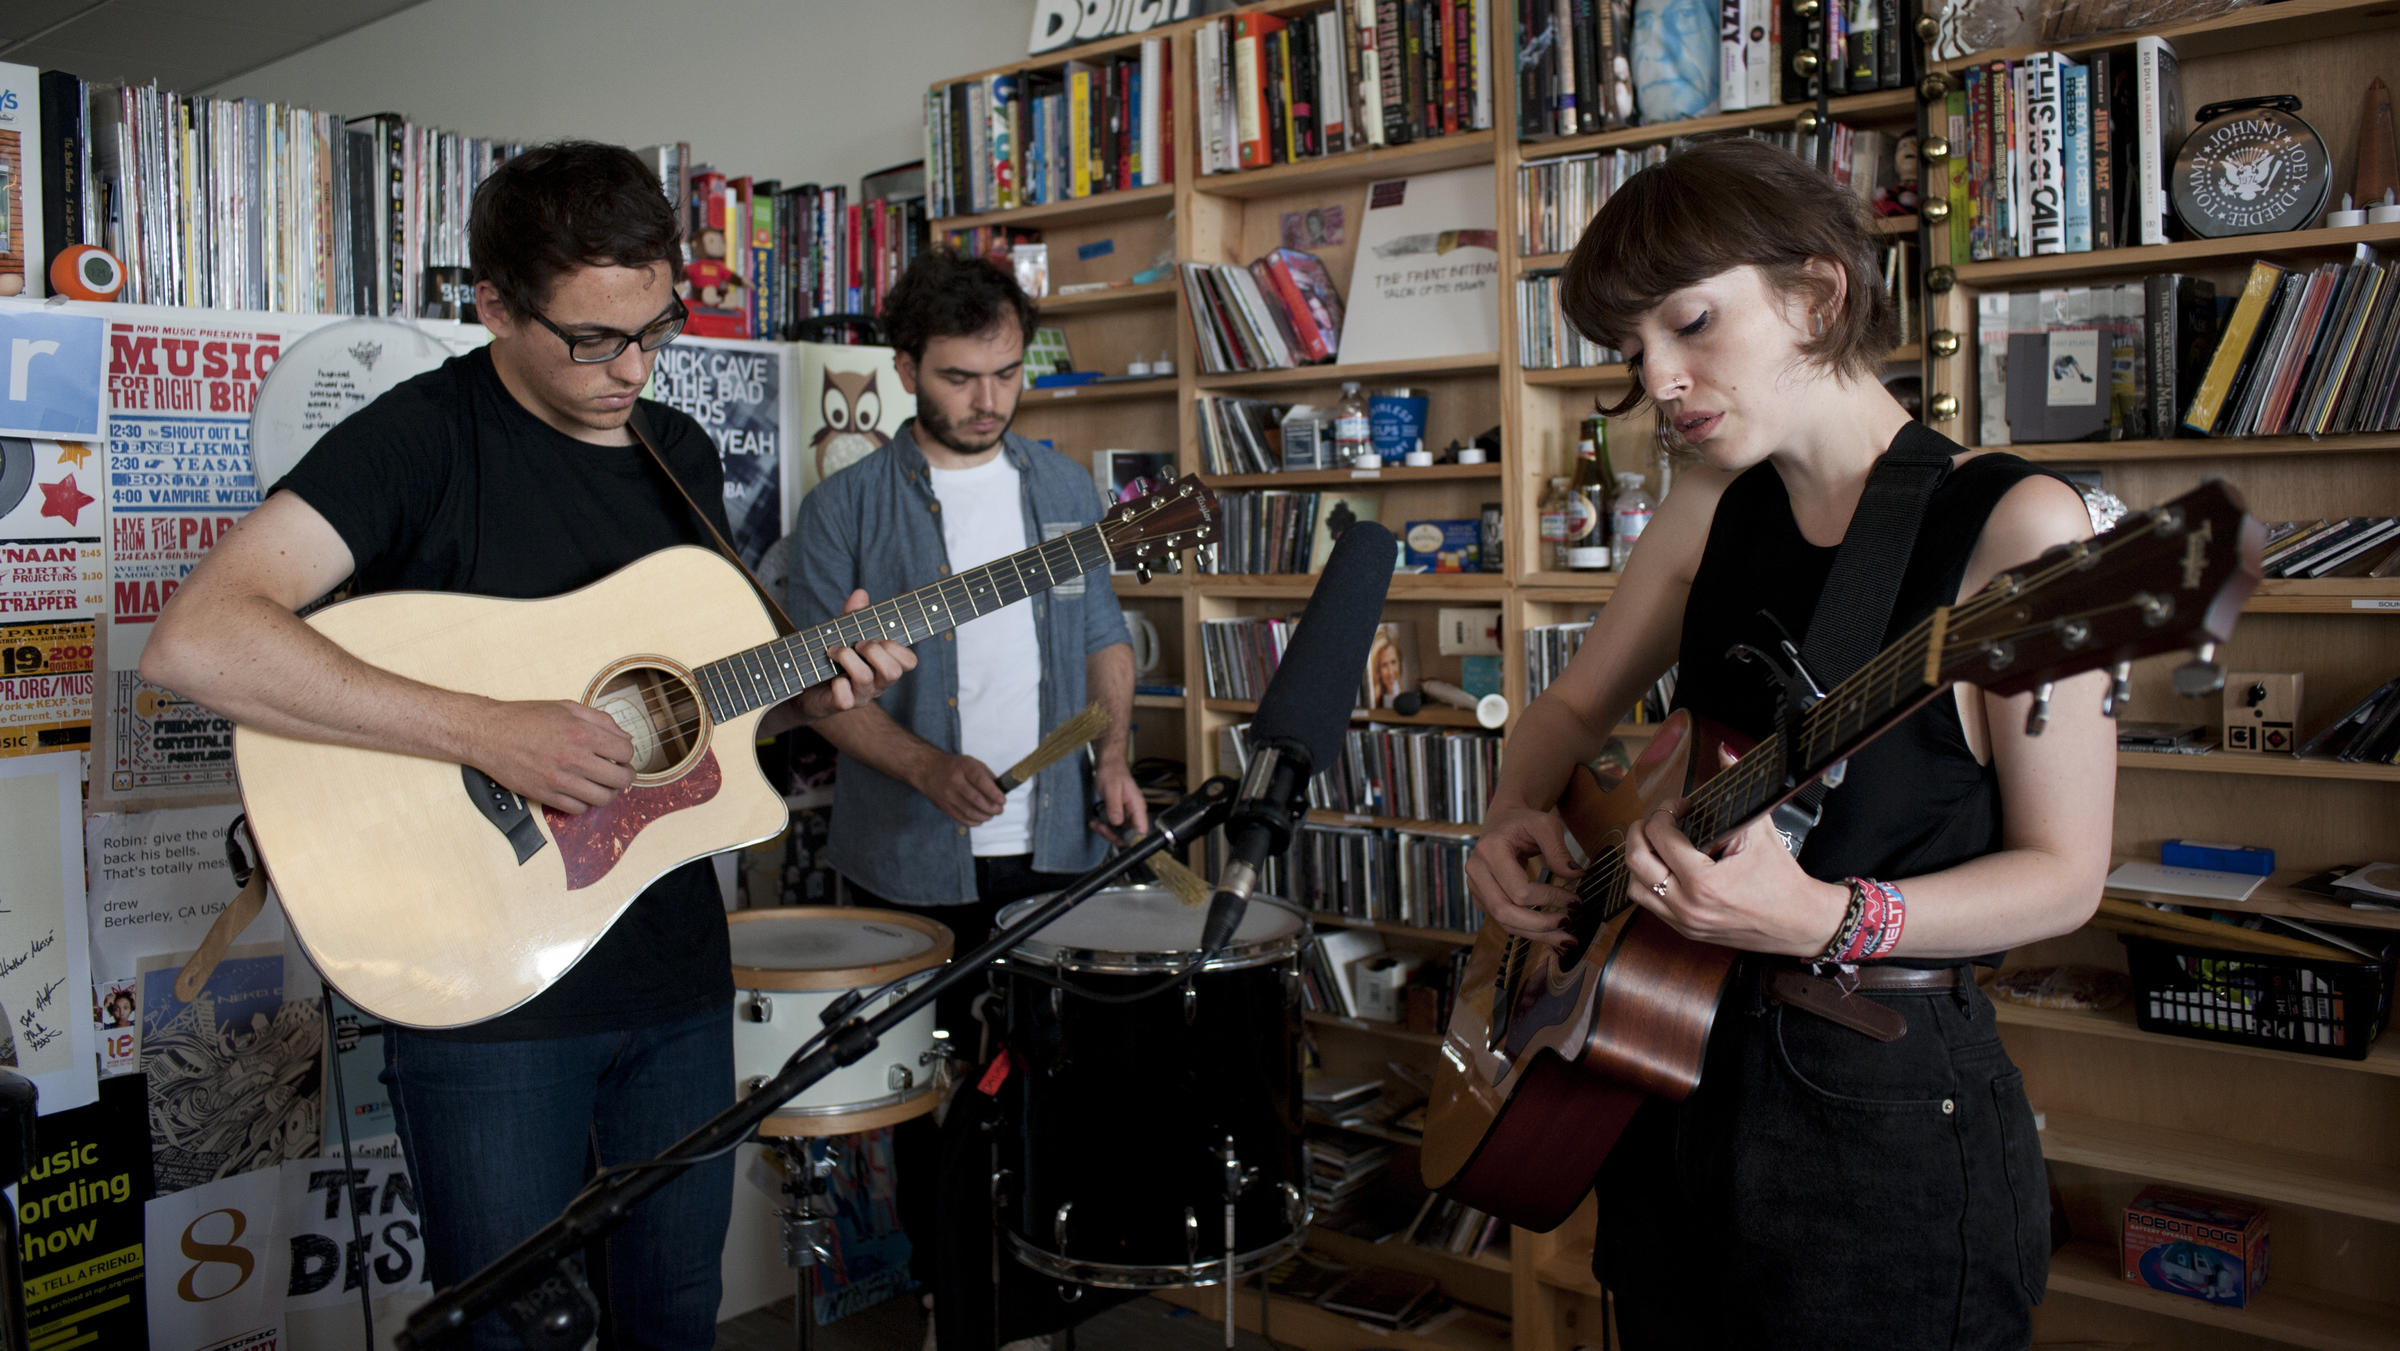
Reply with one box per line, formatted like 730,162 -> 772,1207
215,0 -> 1036,191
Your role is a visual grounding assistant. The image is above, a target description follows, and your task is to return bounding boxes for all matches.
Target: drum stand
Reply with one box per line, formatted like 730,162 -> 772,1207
773,1138 -> 838,1351
399,779 -> 1236,1350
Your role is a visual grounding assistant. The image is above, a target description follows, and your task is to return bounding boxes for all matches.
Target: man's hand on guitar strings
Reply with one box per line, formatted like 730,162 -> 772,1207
1465,801 -> 1583,948
1623,749 -> 1851,957
471,698 -> 637,815
791,589 -> 917,723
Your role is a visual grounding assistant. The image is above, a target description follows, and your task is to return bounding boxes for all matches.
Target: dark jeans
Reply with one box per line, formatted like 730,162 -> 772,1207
382,1005 -> 736,1351
1595,969 -> 2048,1350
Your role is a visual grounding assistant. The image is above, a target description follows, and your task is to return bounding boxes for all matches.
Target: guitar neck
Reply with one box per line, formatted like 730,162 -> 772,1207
692,523 -> 1113,721
1575,615 -> 1951,923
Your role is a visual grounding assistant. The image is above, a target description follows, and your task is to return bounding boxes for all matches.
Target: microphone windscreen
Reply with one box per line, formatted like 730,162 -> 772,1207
1250,522 -> 1396,767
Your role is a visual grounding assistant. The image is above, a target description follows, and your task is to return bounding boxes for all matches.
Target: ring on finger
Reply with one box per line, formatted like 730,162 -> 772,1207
1650,878 -> 1670,899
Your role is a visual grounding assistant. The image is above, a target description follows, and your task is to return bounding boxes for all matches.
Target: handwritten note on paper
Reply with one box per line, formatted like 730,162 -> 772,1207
0,752 -> 100,1114
84,807 -> 283,983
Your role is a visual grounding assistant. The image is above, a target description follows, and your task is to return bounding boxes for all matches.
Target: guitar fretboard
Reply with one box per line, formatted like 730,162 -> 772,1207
692,523 -> 1114,721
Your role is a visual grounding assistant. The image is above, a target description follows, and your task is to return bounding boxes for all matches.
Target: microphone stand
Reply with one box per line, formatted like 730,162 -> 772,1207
398,776 -> 1238,1351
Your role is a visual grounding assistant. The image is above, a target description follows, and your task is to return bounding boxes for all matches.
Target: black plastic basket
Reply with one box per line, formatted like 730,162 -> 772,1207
2121,935 -> 2394,1061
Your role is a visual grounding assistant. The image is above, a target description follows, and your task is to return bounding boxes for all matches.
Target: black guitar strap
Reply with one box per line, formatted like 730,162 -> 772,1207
1783,423 -> 1955,825
627,406 -> 798,636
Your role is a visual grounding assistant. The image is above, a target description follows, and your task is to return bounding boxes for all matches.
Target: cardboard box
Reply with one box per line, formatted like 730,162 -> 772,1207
2123,1185 -> 2269,1308
1403,519 -> 1480,573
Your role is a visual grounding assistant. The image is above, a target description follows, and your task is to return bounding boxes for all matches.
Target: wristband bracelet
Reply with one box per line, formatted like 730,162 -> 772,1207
1863,878 -> 1907,959
1820,881 -> 1868,965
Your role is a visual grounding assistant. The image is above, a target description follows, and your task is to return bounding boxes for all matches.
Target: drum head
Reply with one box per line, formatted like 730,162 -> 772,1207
998,886 -> 1307,973
728,906 -> 952,990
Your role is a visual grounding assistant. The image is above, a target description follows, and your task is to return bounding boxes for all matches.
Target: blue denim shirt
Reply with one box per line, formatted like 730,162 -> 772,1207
789,420 -> 1131,904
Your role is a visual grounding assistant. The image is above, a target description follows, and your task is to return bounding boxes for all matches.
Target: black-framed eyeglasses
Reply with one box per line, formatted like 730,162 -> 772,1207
527,296 -> 688,363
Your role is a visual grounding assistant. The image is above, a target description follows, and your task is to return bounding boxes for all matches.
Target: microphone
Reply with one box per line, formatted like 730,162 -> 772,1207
1201,522 -> 1396,953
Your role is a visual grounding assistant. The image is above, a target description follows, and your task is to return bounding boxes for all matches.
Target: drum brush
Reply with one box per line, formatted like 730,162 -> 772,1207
1090,816 -> 1212,908
995,701 -> 1110,793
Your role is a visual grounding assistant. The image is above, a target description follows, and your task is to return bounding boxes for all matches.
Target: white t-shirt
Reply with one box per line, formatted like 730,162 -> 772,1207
929,454 -> 1042,856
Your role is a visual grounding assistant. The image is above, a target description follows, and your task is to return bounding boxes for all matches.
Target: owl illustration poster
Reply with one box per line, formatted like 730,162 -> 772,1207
793,341 -> 916,504
647,335 -> 791,568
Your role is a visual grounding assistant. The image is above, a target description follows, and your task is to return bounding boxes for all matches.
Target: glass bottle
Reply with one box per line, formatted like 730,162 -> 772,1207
1566,438 -> 1612,570
1610,472 -> 1657,565
1539,477 -> 1572,570
1334,382 -> 1373,468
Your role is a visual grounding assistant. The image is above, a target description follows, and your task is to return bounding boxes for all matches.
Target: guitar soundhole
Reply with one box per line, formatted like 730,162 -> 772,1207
587,661 -> 708,780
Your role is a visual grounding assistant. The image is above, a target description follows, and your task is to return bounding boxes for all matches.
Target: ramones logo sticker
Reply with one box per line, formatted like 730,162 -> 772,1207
2179,115 -> 2326,235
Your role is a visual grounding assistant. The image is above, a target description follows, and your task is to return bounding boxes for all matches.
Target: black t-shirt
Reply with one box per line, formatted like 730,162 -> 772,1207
274,345 -> 734,1040
1675,433 -> 2055,967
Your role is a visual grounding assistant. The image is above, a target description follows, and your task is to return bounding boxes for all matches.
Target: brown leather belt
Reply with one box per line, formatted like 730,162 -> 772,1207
1762,963 -> 1971,1042
1844,964 -> 1971,991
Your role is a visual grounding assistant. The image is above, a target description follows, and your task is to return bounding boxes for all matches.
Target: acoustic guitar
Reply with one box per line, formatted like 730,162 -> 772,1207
234,476 -> 1217,1029
1420,481 -> 2262,1230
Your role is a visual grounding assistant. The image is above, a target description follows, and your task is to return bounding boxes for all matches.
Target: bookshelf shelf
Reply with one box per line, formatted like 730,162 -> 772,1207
1951,221 -> 2400,286
2002,432 -> 2400,462
1519,363 -> 1630,386
1040,279 -> 1180,313
2244,579 -> 2400,614
1304,1010 -> 1446,1046
2114,750 -> 2400,783
2100,860 -> 2400,933
1309,911 -> 1481,945
1195,353 -> 1503,389
929,181 -> 1174,233
2044,1243 -> 2400,1351
1991,999 -> 2400,1080
1195,130 -> 1499,200
2039,1109 -> 2400,1223
1532,1248 -> 1605,1298
1871,213 -> 1921,235
1514,571 -> 1620,596
1019,376 -> 1181,405
1205,698 -> 1493,730
1929,0 -> 2400,76
1304,808 -> 1484,838
1200,463 -> 1505,489
1111,571 -> 1187,596
1133,692 -> 1187,710
1196,574 -> 1511,600
1515,88 -> 1916,162
1152,1286 -> 1513,1351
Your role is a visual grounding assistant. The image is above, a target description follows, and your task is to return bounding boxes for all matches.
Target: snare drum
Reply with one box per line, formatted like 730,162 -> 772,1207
727,907 -> 952,1137
992,886 -> 1309,1288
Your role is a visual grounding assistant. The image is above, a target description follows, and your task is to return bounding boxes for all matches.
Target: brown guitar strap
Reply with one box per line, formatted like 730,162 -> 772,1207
175,815 -> 270,1001
627,406 -> 799,637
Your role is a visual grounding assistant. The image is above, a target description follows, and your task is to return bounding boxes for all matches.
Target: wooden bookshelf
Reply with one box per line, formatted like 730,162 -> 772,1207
1018,375 -> 1180,404
2043,1244 -> 2400,1351
2113,751 -> 2400,783
1193,352 -> 1502,389
929,181 -> 1174,233
1951,221 -> 2400,286
1515,88 -> 1916,161
1196,130 -> 1500,199
1200,463 -> 1504,489
1205,697 -> 1492,729
2002,433 -> 2400,463
1039,278 -> 1180,313
2039,1110 -> 2400,1224
1990,999 -> 2400,1080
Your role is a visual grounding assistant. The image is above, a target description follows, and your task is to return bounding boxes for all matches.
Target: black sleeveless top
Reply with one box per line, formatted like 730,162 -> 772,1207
1675,428 -> 2056,944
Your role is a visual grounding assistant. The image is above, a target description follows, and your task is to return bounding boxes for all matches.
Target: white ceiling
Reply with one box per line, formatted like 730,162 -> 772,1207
1,0 -> 432,94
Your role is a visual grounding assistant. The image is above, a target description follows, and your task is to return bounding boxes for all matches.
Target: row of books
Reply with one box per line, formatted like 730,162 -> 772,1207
1524,623 -> 1679,720
2261,518 -> 2400,581
1975,280 -> 2181,445
1514,0 -> 1916,140
2181,253 -> 2400,440
679,166 -> 926,342
1936,38 -> 2181,263
1215,713 -> 1500,826
1195,490 -> 1350,575
51,73 -> 523,315
1178,250 -> 1347,373
1517,271 -> 1627,369
1297,822 -> 1483,932
1195,0 -> 1495,176
923,38 -> 1171,221
1197,393 -> 1308,475
1514,124 -> 1898,256
2300,673 -> 2400,766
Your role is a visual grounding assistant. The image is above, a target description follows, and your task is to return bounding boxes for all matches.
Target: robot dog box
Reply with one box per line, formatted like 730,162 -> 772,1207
2122,1185 -> 2269,1308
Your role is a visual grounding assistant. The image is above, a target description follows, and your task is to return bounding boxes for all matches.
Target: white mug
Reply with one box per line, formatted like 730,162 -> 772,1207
1126,612 -> 1161,676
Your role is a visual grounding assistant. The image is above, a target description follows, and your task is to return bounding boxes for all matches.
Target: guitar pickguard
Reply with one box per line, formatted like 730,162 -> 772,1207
543,751 -> 724,890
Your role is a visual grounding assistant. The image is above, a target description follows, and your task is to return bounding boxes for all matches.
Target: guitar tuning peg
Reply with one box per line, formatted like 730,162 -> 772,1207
1134,560 -> 1154,583
2024,681 -> 2054,736
1160,551 -> 1183,576
2172,642 -> 2224,698
2103,661 -> 2132,718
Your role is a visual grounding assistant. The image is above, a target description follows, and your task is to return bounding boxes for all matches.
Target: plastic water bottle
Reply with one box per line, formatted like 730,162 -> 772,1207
1610,473 -> 1656,565
1334,382 -> 1373,467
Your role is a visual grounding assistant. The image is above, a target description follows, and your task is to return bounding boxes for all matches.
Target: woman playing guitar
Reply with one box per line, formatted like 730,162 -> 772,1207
1465,138 -> 2115,1347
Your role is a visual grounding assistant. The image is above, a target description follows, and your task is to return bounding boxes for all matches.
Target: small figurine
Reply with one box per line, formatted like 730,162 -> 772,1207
1873,132 -> 1923,218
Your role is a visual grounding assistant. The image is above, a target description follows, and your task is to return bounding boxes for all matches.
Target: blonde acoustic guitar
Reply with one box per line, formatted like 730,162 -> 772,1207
234,476 -> 1216,1029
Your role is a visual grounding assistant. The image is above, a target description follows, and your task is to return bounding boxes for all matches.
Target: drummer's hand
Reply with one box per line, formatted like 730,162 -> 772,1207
1464,797 -> 1583,949
915,751 -> 1008,827
1092,757 -> 1150,837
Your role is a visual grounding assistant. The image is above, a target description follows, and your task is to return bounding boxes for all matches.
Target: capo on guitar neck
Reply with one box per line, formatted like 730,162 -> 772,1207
1726,614 -> 1842,854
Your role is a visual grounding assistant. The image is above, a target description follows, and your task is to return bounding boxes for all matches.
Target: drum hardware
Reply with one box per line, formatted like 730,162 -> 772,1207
743,991 -> 773,1022
401,777 -> 1239,1348
1215,1133 -> 1259,1349
771,1137 -> 840,1351
1183,980 -> 1198,1025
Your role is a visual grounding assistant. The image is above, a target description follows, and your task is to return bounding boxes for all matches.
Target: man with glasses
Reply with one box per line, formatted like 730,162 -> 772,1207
142,141 -> 911,1350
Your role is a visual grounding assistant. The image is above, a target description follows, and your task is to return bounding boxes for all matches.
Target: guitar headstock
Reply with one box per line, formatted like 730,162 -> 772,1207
1101,471 -> 1220,582
1937,480 -> 2265,700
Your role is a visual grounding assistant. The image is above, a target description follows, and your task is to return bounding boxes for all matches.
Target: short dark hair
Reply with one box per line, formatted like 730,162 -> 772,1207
469,140 -> 682,320
880,248 -> 1040,363
1559,138 -> 1897,416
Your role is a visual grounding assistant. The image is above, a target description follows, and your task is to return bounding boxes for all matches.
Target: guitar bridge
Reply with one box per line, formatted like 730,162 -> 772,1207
462,767 -> 548,865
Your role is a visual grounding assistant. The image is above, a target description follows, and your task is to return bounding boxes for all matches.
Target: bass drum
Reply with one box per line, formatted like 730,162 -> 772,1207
992,886 -> 1309,1288
728,907 -> 951,1137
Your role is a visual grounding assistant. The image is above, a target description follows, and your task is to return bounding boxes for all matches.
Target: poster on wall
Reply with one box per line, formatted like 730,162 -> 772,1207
646,334 -> 790,567
1335,168 -> 1501,366
791,340 -> 912,505
85,807 -> 282,984
22,1072 -> 154,1348
246,317 -> 483,489
98,313 -> 327,804
142,1163 -> 285,1351
1,434 -> 105,758
0,750 -> 101,1114
137,945 -> 321,1195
